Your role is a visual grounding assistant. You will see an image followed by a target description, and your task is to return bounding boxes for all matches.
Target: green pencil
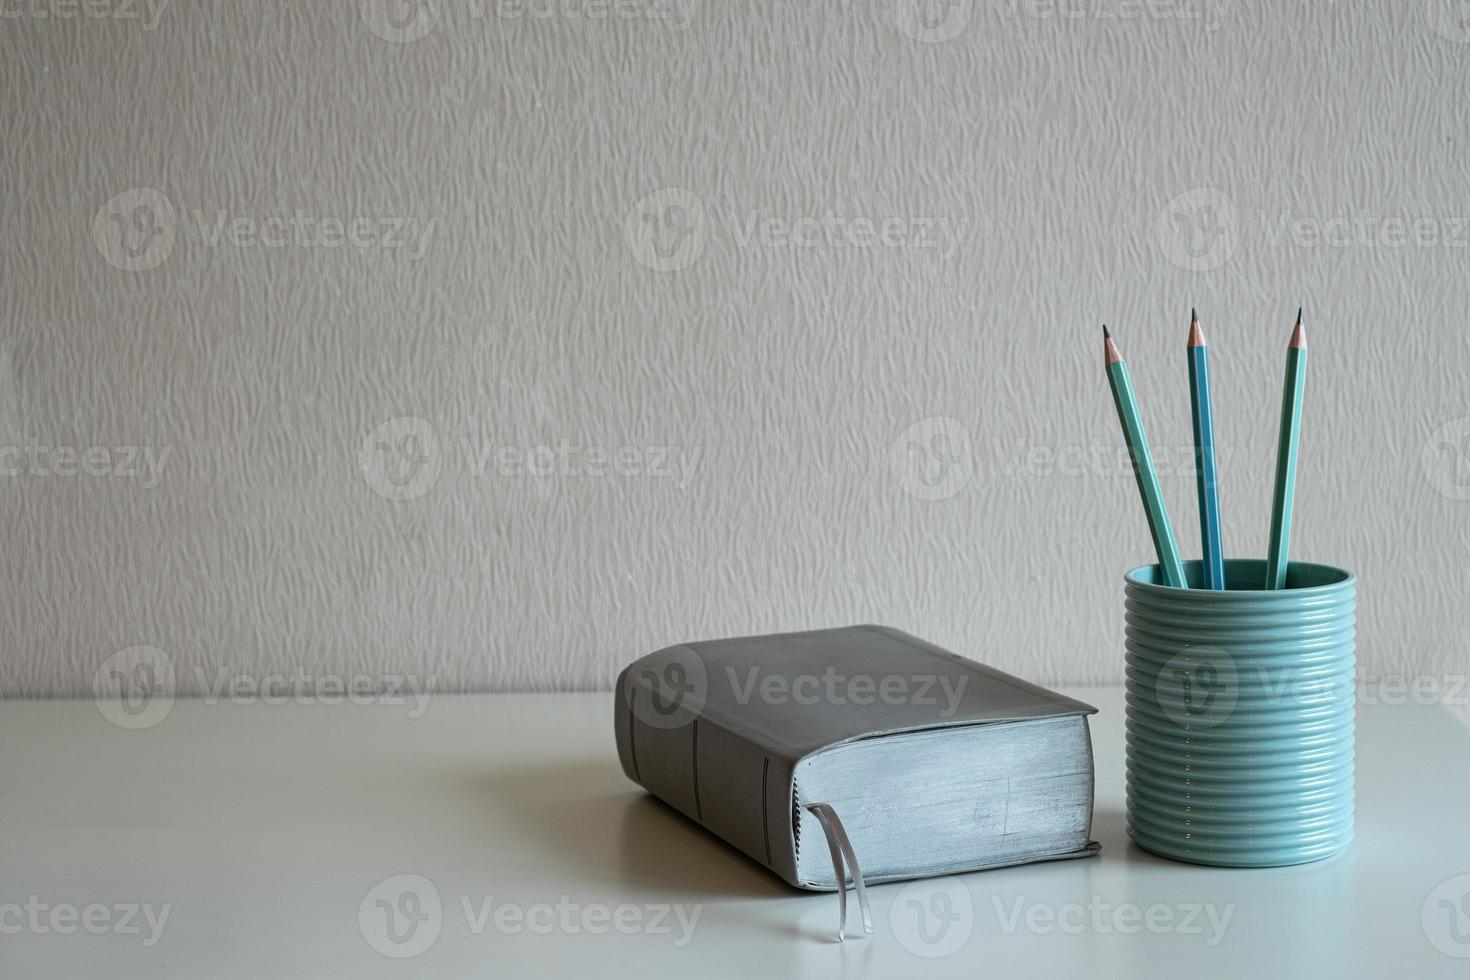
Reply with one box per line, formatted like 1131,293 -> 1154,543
1104,326 -> 1187,588
1188,309 -> 1225,590
1265,309 -> 1308,589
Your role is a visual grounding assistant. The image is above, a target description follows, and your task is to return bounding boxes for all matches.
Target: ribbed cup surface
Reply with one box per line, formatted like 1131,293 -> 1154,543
1124,559 -> 1355,867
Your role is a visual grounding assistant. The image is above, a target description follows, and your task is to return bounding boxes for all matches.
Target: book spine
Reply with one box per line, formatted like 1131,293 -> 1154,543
615,660 -> 799,886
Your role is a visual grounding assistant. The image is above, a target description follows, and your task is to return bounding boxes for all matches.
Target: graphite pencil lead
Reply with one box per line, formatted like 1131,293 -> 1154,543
1103,324 -> 1111,339
1290,311 -> 1306,349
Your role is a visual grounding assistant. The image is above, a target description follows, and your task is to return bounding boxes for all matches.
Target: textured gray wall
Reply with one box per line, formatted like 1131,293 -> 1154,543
2,1 -> 1468,699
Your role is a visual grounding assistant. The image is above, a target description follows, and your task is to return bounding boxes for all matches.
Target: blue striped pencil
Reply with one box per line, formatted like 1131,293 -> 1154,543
1265,309 -> 1308,589
1187,309 -> 1225,590
1104,326 -> 1188,588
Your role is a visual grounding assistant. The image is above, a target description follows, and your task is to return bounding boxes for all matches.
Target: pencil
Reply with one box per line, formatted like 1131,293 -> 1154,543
1104,326 -> 1187,588
1264,309 -> 1308,590
1188,309 -> 1225,590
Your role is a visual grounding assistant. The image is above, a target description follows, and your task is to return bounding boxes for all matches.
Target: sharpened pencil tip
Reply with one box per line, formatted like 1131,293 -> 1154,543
1297,307 -> 1303,324
1103,326 -> 1123,364
1102,324 -> 1110,339
1188,318 -> 1206,348
1289,315 -> 1306,349
1191,307 -> 1198,323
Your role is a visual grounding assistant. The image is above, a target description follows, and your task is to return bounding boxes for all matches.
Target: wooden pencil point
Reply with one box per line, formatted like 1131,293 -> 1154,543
1289,317 -> 1306,349
1187,318 -> 1206,348
1104,331 -> 1123,365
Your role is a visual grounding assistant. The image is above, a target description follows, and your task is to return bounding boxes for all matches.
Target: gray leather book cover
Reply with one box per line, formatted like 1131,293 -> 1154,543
614,624 -> 1100,891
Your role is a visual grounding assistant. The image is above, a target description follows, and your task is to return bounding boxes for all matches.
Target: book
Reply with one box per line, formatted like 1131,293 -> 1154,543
615,625 -> 1100,938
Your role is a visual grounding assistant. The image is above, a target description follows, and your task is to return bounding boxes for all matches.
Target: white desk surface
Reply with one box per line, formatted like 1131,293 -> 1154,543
3,687 -> 1469,978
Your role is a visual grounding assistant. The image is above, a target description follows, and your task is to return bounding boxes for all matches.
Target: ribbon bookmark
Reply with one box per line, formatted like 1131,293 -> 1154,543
804,802 -> 873,942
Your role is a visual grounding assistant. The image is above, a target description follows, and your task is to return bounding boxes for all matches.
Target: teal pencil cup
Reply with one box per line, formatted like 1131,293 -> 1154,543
1123,559 -> 1356,867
